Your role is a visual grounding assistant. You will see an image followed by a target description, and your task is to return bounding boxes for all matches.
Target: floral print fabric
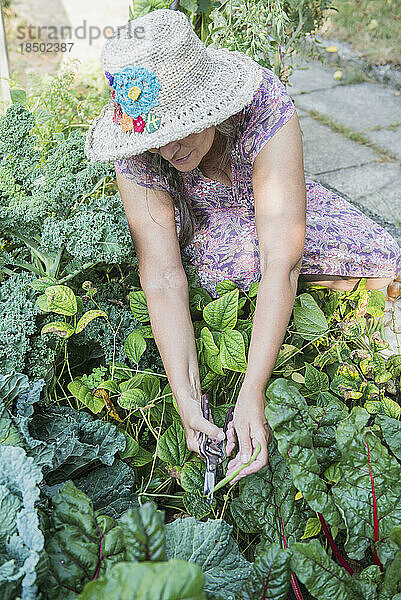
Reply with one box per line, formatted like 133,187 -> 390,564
115,67 -> 401,299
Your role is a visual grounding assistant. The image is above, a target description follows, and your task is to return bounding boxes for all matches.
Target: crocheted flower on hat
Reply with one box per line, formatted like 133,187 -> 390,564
111,66 -> 161,120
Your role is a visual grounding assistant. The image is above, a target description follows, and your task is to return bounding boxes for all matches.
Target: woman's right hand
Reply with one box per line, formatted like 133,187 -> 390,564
177,398 -> 226,457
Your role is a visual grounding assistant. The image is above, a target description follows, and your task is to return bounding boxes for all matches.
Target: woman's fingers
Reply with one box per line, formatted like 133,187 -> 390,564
225,421 -> 236,456
190,414 -> 225,442
236,423 -> 252,463
227,433 -> 268,485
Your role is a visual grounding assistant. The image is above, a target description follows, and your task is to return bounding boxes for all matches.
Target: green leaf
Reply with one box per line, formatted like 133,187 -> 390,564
119,432 -> 139,459
293,293 -> 328,340
266,379 -> 341,526
235,444 -> 303,543
239,542 -> 291,600
75,309 -> 107,334
28,276 -> 58,291
67,379 -> 105,414
366,289 -> 386,317
44,481 -> 124,598
189,287 -> 212,314
274,344 -> 299,371
158,422 -> 190,466
43,284 -> 77,316
291,540 -> 364,600
74,460 -> 138,519
10,88 -> 26,104
220,329 -> 247,372
304,363 -> 329,392
215,279 -> 238,295
120,502 -> 166,562
380,527 -> 401,598
229,496 -> 263,534
378,415 -> 401,461
301,516 -> 322,539
129,445 -> 154,466
0,445 -> 43,600
248,281 -> 259,297
200,327 -> 219,356
118,388 -> 148,409
179,0 -> 198,12
34,106 -> 53,124
203,289 -> 239,330
124,330 -> 147,363
181,459 -> 205,492
333,407 -> 401,565
165,517 -> 251,599
30,404 -> 126,484
78,560 -> 206,600
129,290 -> 150,322
136,324 -> 154,338
41,320 -> 75,339
381,397 -> 401,419
183,490 -> 214,519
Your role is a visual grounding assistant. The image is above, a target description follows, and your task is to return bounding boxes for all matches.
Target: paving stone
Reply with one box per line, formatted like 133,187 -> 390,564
366,125 -> 401,160
287,59 -> 341,95
293,83 -> 401,131
297,114 -> 378,175
314,162 -> 401,224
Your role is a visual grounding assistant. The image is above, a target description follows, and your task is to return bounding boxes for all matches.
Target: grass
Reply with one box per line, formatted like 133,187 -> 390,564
319,0 -> 401,65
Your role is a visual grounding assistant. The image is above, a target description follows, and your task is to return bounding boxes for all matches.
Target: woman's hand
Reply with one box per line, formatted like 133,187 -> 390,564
177,397 -> 225,457
225,387 -> 271,485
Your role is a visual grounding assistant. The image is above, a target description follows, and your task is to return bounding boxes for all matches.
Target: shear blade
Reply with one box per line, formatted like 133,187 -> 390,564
203,470 -> 216,504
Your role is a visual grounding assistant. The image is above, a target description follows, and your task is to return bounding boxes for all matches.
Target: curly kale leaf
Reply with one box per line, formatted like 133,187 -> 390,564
0,272 -> 40,375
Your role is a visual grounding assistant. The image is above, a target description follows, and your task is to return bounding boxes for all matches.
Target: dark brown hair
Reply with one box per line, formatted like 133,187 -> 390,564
140,114 -> 241,249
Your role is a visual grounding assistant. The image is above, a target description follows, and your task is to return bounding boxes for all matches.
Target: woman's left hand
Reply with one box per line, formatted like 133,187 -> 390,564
224,387 -> 271,485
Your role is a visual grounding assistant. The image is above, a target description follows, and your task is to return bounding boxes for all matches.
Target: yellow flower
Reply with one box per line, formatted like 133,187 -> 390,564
128,86 -> 142,102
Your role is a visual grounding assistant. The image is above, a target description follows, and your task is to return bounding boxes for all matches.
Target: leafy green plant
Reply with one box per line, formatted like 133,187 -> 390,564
130,0 -> 337,78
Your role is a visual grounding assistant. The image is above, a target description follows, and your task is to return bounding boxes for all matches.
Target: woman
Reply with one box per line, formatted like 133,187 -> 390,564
85,9 -> 401,485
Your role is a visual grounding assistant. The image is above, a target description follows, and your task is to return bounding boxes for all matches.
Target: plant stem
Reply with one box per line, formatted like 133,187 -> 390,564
317,513 -> 353,575
209,441 -> 261,495
364,434 -> 384,572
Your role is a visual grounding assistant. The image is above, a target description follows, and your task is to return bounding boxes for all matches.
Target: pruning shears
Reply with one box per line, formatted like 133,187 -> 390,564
198,393 -> 234,504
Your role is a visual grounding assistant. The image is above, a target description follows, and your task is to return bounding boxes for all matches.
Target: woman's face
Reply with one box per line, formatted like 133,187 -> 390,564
147,126 -> 216,172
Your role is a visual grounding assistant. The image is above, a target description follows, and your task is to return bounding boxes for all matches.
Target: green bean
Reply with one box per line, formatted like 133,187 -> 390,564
209,441 -> 261,495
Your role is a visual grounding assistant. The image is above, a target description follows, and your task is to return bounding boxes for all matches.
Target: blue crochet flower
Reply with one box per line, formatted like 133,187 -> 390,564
111,66 -> 161,119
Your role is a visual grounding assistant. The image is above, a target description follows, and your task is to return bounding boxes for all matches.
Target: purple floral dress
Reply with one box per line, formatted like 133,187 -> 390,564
115,67 -> 401,299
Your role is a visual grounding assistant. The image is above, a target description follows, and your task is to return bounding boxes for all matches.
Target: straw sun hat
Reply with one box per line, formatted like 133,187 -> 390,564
84,8 -> 264,162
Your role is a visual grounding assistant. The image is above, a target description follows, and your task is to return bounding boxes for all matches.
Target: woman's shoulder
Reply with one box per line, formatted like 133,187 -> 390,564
235,66 -> 296,163
114,153 -> 170,192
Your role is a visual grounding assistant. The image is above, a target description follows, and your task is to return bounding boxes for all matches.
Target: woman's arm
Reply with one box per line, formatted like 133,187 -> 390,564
116,170 -> 225,452
226,111 -> 306,483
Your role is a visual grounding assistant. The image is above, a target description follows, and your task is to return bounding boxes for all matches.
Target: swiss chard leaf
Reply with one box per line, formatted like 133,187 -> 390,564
44,481 -> 124,599
78,559 -> 206,600
377,415 -> 401,461
291,539 -> 366,600
235,444 -> 305,545
120,502 -> 166,562
332,407 -> 401,566
266,379 -> 342,526
239,542 -> 291,600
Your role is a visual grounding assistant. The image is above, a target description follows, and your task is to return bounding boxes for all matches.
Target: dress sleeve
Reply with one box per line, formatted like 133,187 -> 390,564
114,154 -> 171,192
241,67 -> 296,165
